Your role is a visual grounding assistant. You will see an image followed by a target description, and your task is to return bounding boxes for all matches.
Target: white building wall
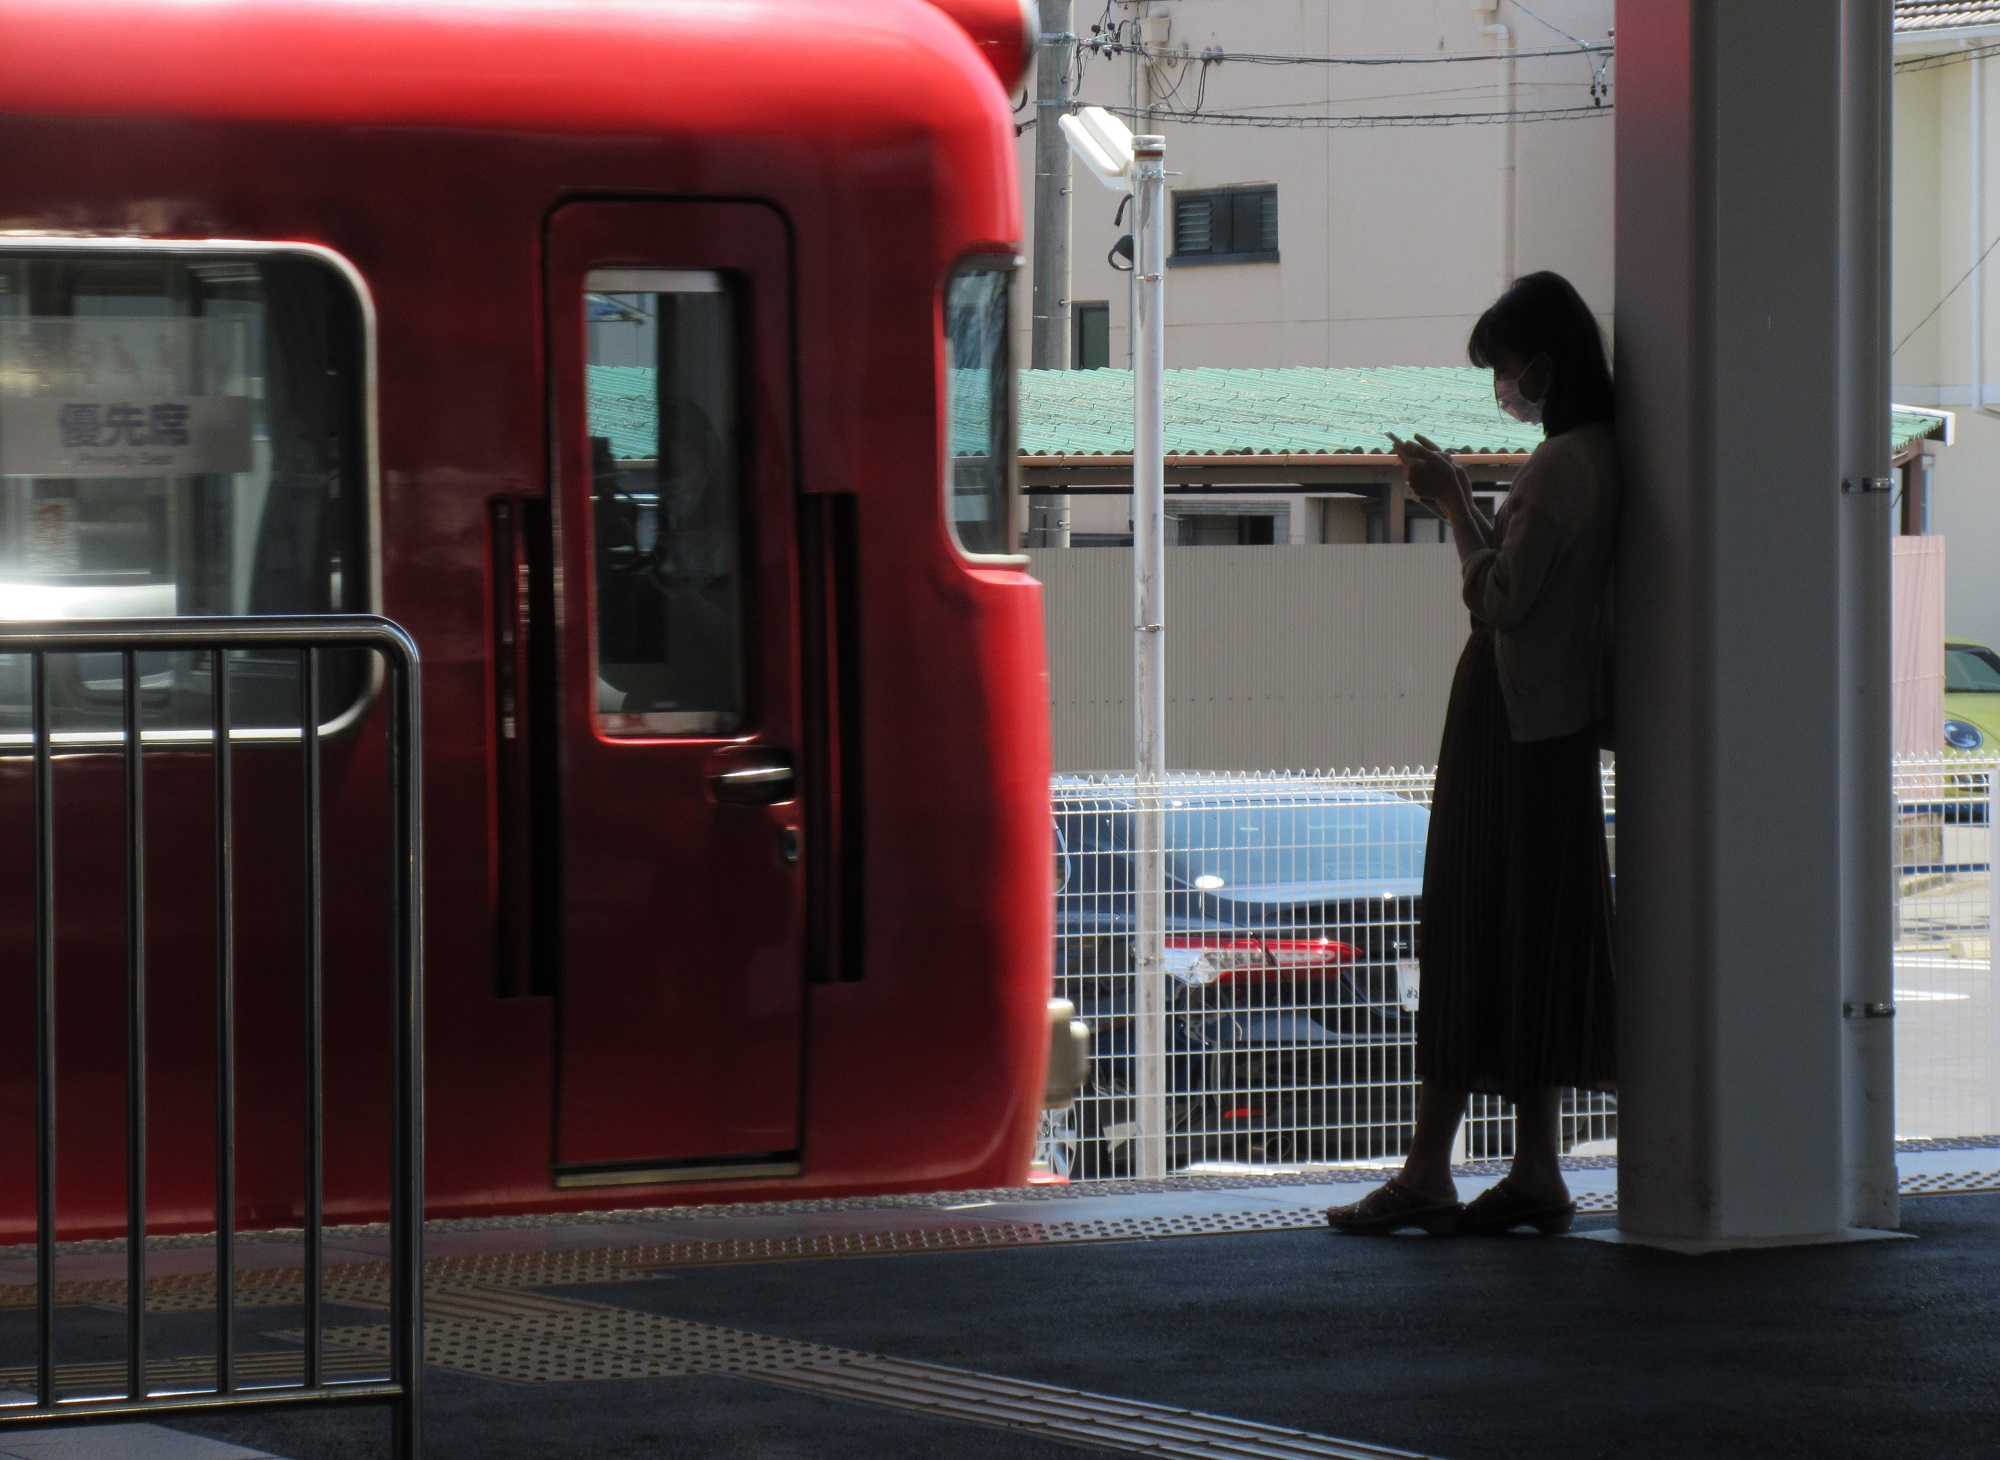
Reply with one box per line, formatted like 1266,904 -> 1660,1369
1017,0 -> 1618,372
1895,35 -> 2000,651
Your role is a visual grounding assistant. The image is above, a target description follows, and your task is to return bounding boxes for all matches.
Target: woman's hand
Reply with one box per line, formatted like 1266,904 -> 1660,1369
1387,432 -> 1472,517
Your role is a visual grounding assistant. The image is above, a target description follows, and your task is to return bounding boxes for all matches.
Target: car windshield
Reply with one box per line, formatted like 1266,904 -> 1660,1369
1165,799 -> 1423,891
1947,644 -> 2000,693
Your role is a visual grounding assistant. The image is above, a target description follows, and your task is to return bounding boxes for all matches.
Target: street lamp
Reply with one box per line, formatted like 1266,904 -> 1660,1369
1060,105 -> 1169,1179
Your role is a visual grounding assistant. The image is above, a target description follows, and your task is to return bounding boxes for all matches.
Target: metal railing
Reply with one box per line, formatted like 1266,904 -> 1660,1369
1042,763 -> 1617,1180
0,617 -> 423,1459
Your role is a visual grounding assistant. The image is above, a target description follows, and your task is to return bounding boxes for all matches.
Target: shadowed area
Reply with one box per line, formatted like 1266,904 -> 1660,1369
146,1192 -> 2000,1460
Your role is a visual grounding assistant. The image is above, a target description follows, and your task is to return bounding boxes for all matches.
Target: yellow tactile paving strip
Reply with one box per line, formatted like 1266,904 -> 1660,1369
0,1204 -> 1340,1315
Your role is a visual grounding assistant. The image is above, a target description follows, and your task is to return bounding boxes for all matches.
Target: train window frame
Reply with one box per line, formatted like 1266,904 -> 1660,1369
0,236 -> 381,746
942,254 -> 1026,565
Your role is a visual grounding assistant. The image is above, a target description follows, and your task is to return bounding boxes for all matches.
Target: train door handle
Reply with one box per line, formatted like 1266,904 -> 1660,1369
706,746 -> 796,805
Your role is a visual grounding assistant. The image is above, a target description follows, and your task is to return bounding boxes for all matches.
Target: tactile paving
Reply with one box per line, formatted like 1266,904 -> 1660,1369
1897,1169 -> 2000,1195
1,1206 -> 1342,1315
315,1289 -> 1433,1459
5,1165 -> 1995,1319
0,1347 -> 384,1398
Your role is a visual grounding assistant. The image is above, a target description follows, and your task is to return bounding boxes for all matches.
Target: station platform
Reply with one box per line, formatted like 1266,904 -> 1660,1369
5,1138 -> 1999,1460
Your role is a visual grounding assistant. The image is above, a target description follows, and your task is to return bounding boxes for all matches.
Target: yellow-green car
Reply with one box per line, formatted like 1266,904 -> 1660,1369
1945,640 -> 2000,753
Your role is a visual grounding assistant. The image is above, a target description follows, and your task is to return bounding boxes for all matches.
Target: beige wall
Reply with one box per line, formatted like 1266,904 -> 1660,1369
1028,544 -> 1469,772
1894,33 -> 2000,650
1019,0 -> 1618,371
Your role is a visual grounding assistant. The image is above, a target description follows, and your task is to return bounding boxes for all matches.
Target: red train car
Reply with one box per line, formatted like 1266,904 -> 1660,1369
0,0 -> 1056,1240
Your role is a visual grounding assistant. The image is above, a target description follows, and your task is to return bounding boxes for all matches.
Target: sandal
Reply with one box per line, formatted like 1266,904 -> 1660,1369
1459,1177 -> 1576,1236
1326,1178 -> 1463,1236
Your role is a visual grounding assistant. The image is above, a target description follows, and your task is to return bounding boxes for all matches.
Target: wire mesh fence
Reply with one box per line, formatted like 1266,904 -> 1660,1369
1893,756 -> 2000,1141
1042,765 -> 1617,1181
1041,756 -> 2000,1182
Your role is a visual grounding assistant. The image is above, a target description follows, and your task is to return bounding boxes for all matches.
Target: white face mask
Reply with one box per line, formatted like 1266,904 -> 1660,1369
1496,354 -> 1552,424
1494,369 -> 1545,425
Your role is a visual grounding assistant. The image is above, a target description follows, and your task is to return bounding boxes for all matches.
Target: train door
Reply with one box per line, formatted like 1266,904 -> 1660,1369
545,202 -> 805,1186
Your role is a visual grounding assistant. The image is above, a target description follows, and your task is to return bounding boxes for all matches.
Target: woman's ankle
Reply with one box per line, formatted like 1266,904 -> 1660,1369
1398,1160 -> 1458,1202
1504,1161 -> 1569,1200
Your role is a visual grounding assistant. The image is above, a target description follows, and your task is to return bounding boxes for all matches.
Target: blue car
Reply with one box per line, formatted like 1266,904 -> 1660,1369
1051,775 -> 1429,1176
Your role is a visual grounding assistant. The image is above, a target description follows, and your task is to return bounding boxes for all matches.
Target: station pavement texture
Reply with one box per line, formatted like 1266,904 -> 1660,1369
4,1141 -> 1999,1460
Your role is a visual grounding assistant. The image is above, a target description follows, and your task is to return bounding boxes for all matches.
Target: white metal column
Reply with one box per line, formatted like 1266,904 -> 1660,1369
1612,0 -> 1898,1248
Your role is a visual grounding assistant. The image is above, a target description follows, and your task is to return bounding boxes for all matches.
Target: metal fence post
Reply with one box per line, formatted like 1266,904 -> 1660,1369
1131,132 -> 1168,1179
1989,769 -> 2000,1136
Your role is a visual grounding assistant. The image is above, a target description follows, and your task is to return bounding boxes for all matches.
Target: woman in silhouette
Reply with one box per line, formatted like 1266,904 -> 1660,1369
1328,272 -> 1618,1237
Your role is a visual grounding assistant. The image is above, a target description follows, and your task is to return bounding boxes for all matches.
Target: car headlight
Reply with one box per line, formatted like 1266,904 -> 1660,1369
1946,719 -> 1986,752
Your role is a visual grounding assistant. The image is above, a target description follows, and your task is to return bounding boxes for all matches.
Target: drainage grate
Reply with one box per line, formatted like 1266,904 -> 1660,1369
318,1290 -> 1436,1460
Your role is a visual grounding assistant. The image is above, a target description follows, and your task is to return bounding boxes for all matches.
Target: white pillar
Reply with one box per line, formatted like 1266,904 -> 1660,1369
1836,0 -> 1897,1233
1612,0 -> 1897,1248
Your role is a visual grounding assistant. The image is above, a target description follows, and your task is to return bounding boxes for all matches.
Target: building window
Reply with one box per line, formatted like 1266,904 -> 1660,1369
1169,186 -> 1279,267
1072,301 -> 1110,369
1165,501 -> 1290,545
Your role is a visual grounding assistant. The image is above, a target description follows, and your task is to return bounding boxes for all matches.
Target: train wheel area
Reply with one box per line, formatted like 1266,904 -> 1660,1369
5,1151 -> 2000,1460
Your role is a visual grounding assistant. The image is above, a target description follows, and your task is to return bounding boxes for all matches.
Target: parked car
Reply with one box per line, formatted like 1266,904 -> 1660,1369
1945,639 -> 2000,754
1049,775 -> 1429,1177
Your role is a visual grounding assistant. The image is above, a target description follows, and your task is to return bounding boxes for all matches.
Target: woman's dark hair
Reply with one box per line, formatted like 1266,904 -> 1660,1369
1466,271 -> 1613,436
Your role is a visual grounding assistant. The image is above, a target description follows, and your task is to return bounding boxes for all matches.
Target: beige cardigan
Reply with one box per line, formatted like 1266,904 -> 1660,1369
1458,421 -> 1619,742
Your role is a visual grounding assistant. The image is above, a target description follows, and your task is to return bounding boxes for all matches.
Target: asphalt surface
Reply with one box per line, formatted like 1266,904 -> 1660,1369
162,1192 -> 2000,1460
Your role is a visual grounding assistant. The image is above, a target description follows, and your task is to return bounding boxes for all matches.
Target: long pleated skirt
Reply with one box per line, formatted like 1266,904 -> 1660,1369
1416,627 -> 1616,1094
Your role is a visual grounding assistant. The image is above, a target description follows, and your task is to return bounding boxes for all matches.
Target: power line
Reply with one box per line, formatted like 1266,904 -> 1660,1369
1509,1 -> 1595,51
1895,39 -> 2000,74
1107,103 -> 1612,129
1090,39 -> 1610,67
1506,1 -> 1615,107
1895,228 -> 2000,355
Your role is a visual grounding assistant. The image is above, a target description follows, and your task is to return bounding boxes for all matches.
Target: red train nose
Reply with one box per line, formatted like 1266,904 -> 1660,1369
925,0 -> 1036,90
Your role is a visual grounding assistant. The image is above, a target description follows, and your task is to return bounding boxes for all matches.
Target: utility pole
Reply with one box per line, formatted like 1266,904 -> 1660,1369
1130,131 -> 1167,1180
1031,0 -> 1073,548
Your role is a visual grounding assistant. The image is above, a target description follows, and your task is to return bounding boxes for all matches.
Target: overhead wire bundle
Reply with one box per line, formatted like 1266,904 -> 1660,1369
1051,2 -> 1613,131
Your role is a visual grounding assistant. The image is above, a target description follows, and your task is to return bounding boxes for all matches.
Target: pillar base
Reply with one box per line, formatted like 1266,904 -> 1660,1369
1576,1226 -> 1912,1256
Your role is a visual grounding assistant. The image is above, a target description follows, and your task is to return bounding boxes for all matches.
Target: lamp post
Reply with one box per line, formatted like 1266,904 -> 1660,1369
1061,107 -> 1168,1177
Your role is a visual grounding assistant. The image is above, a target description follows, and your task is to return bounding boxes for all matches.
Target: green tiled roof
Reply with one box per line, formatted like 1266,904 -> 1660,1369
1018,366 -> 1544,457
595,362 -> 1945,461
588,365 -> 660,460
1016,365 -> 1947,460
1893,407 -> 1952,453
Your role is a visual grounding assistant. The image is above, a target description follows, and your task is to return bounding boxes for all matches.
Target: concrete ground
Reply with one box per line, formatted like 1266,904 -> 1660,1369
5,1151 -> 1998,1460
188,1193 -> 2000,1460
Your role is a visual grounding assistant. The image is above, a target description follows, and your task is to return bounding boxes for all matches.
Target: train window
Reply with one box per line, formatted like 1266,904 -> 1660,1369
585,269 -> 743,737
944,260 -> 1017,558
0,248 -> 369,732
